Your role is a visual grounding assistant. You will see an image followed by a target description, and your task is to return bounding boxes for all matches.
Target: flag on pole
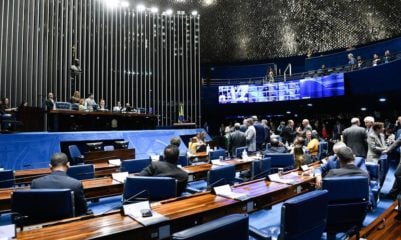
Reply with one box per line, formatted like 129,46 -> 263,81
178,103 -> 185,123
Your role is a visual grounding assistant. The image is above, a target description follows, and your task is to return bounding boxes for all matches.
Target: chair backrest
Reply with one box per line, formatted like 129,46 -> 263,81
318,141 -> 328,159
179,155 -> 189,167
264,153 -> 295,170
365,162 -> 380,181
11,189 -> 75,227
120,158 -> 151,173
280,190 -> 328,240
207,165 -> 236,187
235,146 -> 248,158
172,214 -> 249,240
208,149 -> 225,161
71,103 -> 79,111
378,154 -> 388,186
66,164 -> 95,180
0,170 -> 15,188
251,157 -> 271,180
280,190 -> 329,240
322,176 -> 369,235
55,102 -> 72,110
123,176 -> 177,202
68,145 -> 82,159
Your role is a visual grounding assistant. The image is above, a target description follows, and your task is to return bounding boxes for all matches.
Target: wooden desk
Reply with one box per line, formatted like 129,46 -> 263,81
356,201 -> 401,240
84,149 -> 135,164
183,159 -> 253,180
17,193 -> 245,240
16,172 -> 315,239
14,163 -> 119,185
48,110 -> 157,131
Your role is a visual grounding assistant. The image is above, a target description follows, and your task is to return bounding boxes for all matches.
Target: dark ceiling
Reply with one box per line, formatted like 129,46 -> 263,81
126,0 -> 401,63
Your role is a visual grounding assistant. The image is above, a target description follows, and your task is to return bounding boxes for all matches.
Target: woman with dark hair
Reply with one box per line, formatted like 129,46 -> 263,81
367,122 -> 386,163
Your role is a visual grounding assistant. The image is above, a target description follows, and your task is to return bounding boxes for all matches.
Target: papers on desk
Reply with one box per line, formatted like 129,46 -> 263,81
0,224 -> 15,239
108,159 -> 121,166
112,172 -> 129,183
123,201 -> 169,226
213,184 -> 249,201
211,160 -> 229,166
268,172 -> 299,185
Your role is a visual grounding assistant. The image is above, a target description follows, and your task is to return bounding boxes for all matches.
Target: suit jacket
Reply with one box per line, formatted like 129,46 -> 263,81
325,164 -> 369,178
245,125 -> 256,152
342,125 -> 368,157
281,126 -> 296,144
31,171 -> 88,216
138,161 -> 188,195
227,130 -> 247,156
367,132 -> 386,163
253,123 -> 266,146
319,155 -> 367,176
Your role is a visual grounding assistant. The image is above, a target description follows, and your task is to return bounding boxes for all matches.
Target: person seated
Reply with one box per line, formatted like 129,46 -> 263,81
264,135 -> 288,154
0,97 -> 16,112
31,153 -> 89,216
84,93 -> 97,110
98,99 -> 108,111
324,146 -> 369,178
122,103 -> 132,112
137,145 -> 188,195
372,53 -> 381,66
70,91 -> 81,104
189,132 -> 206,154
113,101 -> 122,112
78,98 -> 86,111
356,56 -> 365,68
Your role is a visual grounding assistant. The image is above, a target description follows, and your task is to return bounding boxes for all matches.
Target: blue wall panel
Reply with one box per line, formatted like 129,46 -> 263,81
0,129 -> 206,170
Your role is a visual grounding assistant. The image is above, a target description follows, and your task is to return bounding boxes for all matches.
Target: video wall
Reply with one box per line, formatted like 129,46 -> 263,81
218,73 -> 345,104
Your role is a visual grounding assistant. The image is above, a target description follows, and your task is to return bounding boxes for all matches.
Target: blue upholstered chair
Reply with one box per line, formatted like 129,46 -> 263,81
179,155 -> 189,167
251,157 -> 272,180
318,141 -> 328,160
71,103 -> 79,111
378,154 -> 388,186
186,165 -> 237,193
263,153 -> 295,172
322,176 -> 369,239
120,158 -> 151,173
11,189 -> 75,227
172,214 -> 249,240
208,149 -> 225,161
0,170 -> 15,188
249,190 -> 329,240
67,164 -> 95,180
68,145 -> 84,165
123,176 -> 177,202
366,162 -> 381,205
235,146 -> 248,158
55,102 -> 72,110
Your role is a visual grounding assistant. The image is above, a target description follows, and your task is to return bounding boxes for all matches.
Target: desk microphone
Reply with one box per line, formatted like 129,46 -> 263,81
252,169 -> 272,180
207,178 -> 227,193
98,189 -> 149,216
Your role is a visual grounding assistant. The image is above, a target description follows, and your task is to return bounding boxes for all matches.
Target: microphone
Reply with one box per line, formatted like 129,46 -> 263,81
98,189 -> 149,216
252,169 -> 272,180
207,178 -> 227,192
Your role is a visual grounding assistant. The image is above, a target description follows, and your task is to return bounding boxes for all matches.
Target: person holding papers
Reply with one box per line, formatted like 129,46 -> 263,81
137,145 -> 188,195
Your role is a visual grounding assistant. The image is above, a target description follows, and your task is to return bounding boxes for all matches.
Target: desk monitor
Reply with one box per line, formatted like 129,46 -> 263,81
86,142 -> 103,152
115,140 -> 129,149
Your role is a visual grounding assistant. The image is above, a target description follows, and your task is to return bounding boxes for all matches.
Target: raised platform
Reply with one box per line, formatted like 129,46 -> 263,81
0,129 -> 206,170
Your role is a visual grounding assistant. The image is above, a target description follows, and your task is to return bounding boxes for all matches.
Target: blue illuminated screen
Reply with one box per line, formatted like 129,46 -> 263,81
218,73 -> 345,104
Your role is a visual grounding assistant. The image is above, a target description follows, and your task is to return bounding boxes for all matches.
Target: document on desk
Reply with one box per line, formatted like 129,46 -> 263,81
268,173 -> 299,185
211,160 -> 229,166
112,172 -> 129,183
214,184 -> 249,201
108,159 -> 121,166
123,201 -> 169,226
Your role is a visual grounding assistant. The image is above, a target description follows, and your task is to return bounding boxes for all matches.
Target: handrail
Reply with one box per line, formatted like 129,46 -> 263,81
283,63 -> 292,82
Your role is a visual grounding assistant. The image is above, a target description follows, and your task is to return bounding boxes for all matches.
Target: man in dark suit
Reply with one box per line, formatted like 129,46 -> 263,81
31,153 -> 89,216
43,92 -> 56,110
138,145 -> 188,195
342,118 -> 368,157
252,116 -> 266,151
383,139 -> 401,199
281,120 -> 296,144
325,146 -> 369,178
227,123 -> 247,157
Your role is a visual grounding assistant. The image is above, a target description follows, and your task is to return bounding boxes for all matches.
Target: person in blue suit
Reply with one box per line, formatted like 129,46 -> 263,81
31,153 -> 89,216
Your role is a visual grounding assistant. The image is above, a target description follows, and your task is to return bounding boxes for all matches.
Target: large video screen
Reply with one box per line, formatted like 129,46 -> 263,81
218,72 -> 345,104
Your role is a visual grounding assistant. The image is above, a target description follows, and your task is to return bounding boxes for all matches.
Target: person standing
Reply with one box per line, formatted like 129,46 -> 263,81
245,118 -> 256,152
342,118 -> 368,158
44,92 -> 56,110
227,123 -> 247,157
366,122 -> 386,163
